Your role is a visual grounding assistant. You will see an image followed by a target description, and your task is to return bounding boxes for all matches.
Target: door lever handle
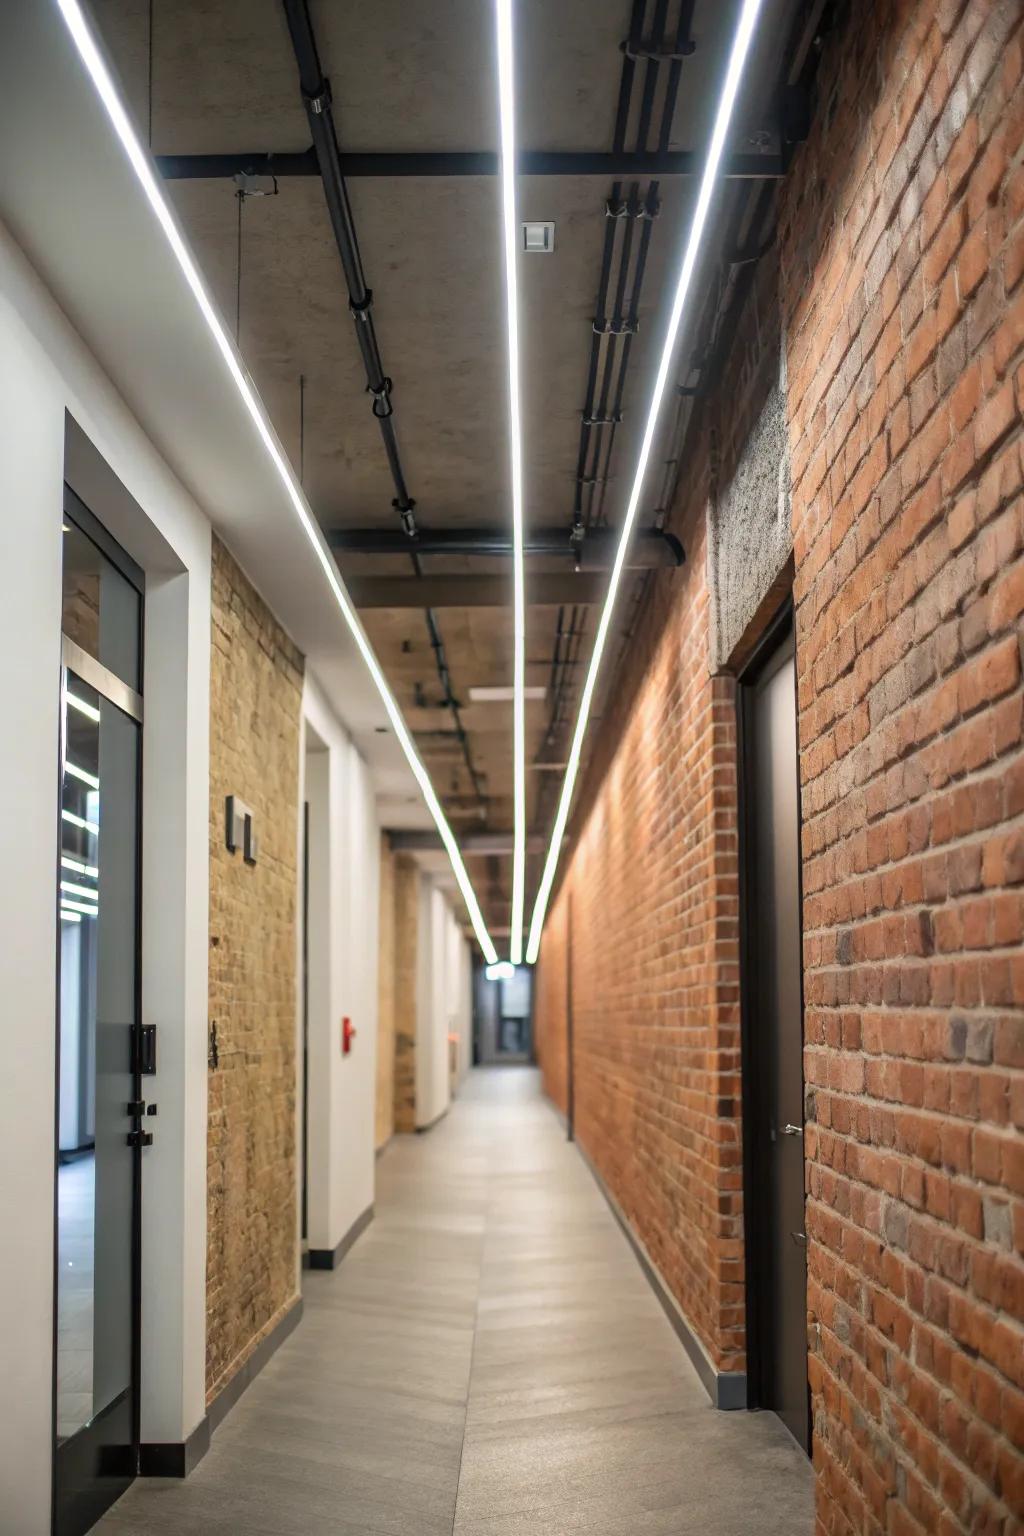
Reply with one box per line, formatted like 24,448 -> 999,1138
782,1123 -> 803,1136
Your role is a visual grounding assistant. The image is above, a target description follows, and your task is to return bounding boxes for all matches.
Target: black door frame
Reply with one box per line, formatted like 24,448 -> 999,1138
736,596 -> 810,1447
53,489 -> 146,1535
301,799 -> 310,1246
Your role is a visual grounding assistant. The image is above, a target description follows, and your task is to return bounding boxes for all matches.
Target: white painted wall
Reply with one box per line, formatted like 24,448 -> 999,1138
0,220 -> 210,1530
442,908 -> 473,1087
300,676 -> 380,1254
413,881 -> 472,1125
452,926 -> 473,1086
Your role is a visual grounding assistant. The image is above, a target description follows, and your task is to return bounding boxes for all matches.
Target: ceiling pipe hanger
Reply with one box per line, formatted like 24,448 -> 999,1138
280,0 -> 488,820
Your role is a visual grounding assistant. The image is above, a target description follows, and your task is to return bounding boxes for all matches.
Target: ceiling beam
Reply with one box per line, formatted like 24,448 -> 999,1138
346,573 -> 607,608
389,831 -> 551,854
156,148 -> 785,180
329,526 -> 684,568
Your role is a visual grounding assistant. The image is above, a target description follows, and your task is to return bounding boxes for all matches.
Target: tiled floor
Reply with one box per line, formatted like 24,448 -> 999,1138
95,1068 -> 814,1534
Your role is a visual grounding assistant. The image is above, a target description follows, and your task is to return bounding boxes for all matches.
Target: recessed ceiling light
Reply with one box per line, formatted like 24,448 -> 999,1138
522,222 -> 555,253
496,0 -> 527,968
469,685 -> 546,703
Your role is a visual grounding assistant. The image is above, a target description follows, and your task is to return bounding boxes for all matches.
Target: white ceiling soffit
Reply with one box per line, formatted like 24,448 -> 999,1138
0,3 -> 436,820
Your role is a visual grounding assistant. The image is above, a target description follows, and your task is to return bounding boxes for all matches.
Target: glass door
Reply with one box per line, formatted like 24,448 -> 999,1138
55,494 -> 145,1536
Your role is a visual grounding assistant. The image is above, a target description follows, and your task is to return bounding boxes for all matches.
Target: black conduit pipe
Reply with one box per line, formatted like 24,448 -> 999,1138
280,0 -> 487,813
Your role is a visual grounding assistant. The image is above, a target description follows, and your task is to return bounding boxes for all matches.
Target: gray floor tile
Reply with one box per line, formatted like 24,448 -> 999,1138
93,1068 -> 813,1536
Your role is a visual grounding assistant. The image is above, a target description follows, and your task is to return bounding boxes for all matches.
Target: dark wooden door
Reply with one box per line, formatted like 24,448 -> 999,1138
740,615 -> 809,1451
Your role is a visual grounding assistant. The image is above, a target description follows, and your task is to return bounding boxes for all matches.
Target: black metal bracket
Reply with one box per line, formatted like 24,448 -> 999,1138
394,499 -> 418,537
304,77 -> 332,116
582,411 -> 623,426
620,39 -> 696,62
369,377 -> 394,418
592,318 -> 639,336
132,1024 -> 157,1076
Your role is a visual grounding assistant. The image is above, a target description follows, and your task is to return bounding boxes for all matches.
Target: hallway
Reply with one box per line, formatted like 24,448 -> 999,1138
98,1070 -> 813,1535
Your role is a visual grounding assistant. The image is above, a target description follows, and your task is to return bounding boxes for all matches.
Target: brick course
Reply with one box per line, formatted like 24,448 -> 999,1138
535,1 -> 1023,1530
206,536 -> 304,1401
784,3 -> 1024,1530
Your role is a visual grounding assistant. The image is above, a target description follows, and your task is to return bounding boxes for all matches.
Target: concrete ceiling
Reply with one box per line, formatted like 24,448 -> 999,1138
14,0 -> 800,944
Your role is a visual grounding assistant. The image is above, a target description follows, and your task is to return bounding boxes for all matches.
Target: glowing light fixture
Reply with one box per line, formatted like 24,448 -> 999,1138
67,691 -> 101,723
495,0 -> 527,966
61,879 -> 99,901
66,760 -> 100,790
526,0 -> 766,965
55,0 -> 497,966
61,897 -> 98,917
62,808 -> 98,836
486,960 -> 516,982
61,855 -> 99,878
60,910 -> 82,924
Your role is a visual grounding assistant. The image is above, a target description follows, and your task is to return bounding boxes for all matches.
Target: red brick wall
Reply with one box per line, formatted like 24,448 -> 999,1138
535,0 -> 1024,1529
782,1 -> 1024,1530
534,891 -> 568,1116
538,509 -> 746,1376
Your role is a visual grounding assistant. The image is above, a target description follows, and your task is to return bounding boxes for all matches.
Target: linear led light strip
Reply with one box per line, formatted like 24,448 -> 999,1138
67,691 -> 101,723
56,0 -> 498,965
66,760 -> 100,789
495,0 -> 526,965
62,808 -> 98,836
62,854 -> 99,878
525,0 -> 766,965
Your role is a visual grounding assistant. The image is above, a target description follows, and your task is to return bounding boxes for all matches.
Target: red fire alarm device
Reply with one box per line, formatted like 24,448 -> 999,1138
342,1016 -> 356,1055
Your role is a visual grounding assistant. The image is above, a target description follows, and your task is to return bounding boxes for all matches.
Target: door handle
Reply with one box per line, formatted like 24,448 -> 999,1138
782,1123 -> 803,1136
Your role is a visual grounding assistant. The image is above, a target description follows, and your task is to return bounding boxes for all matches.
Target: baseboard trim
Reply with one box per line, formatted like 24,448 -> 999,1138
207,1294 -> 304,1434
575,1140 -> 748,1411
305,1202 -> 374,1271
139,1414 -> 210,1478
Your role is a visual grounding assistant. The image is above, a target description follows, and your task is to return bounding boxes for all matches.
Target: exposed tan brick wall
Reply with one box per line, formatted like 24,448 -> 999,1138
376,833 -> 396,1149
536,1 -> 1024,1529
393,856 -> 419,1133
207,535 -> 303,1402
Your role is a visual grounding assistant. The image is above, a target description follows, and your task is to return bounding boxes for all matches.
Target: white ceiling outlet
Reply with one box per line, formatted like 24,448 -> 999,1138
469,684 -> 546,703
521,221 -> 555,253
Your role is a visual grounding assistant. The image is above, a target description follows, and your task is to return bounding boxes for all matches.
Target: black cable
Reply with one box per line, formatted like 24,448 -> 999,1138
299,373 -> 306,485
612,0 -> 646,154
634,0 -> 668,152
235,188 -> 244,342
147,0 -> 154,148
281,0 -> 485,814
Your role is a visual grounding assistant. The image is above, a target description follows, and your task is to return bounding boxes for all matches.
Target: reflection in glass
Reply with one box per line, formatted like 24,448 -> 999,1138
56,672 -> 137,1443
61,517 -> 141,692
